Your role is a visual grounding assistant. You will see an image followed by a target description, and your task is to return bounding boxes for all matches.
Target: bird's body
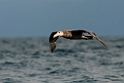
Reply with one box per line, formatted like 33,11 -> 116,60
49,29 -> 107,52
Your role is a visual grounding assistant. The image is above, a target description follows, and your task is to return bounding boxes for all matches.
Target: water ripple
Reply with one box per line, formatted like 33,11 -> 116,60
0,37 -> 124,83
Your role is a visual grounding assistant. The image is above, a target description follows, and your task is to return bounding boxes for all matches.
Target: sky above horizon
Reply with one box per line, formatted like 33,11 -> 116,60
0,0 -> 124,38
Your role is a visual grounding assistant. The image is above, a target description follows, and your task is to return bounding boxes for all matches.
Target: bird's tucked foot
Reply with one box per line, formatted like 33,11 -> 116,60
82,36 -> 93,40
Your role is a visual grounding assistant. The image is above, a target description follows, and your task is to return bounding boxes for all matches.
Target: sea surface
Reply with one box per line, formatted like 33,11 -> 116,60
0,36 -> 124,83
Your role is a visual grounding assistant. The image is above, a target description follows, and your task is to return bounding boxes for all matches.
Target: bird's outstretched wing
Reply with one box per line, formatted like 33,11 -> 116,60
49,32 -> 59,52
49,42 -> 56,53
82,29 -> 107,47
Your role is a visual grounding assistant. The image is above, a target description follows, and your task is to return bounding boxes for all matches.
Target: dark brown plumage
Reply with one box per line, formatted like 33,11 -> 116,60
49,29 -> 107,52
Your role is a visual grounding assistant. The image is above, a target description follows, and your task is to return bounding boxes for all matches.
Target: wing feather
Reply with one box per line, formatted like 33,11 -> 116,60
49,32 -> 59,52
83,30 -> 107,47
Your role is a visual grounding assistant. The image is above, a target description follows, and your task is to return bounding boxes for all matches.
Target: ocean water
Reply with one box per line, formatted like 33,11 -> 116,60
0,37 -> 124,83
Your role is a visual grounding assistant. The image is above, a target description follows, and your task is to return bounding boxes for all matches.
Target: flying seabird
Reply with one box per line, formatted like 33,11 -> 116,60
49,29 -> 107,52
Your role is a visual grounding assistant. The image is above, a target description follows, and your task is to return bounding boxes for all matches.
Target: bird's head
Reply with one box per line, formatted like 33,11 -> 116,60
53,31 -> 64,38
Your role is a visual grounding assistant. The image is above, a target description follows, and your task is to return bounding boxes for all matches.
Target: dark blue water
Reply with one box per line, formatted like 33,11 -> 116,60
0,37 -> 124,83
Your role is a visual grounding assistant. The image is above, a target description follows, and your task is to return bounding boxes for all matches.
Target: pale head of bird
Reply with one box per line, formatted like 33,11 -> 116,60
53,31 -> 64,38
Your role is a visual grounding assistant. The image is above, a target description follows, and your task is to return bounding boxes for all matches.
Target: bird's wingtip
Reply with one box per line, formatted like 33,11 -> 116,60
49,42 -> 56,53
